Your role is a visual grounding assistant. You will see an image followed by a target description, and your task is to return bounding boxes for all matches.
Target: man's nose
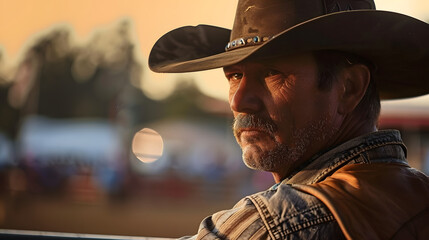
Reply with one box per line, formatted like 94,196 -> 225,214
229,77 -> 263,113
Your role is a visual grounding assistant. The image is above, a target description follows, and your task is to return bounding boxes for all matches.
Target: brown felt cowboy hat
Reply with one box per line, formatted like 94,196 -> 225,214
149,0 -> 429,100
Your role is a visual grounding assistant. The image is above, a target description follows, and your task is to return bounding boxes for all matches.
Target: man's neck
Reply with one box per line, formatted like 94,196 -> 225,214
271,116 -> 377,184
331,115 -> 377,148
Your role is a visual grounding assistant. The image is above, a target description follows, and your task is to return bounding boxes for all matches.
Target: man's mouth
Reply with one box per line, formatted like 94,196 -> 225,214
236,127 -> 269,138
233,114 -> 278,139
235,127 -> 276,144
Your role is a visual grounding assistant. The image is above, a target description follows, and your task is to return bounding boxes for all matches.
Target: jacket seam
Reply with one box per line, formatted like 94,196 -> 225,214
283,214 -> 335,235
249,194 -> 336,238
311,141 -> 404,184
247,195 -> 281,240
280,205 -> 335,234
282,204 -> 328,220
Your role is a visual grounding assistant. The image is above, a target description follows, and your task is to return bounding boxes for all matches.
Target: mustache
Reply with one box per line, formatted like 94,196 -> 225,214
233,114 -> 277,136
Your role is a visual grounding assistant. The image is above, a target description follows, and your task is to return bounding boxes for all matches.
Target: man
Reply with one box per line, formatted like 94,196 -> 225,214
149,0 -> 429,239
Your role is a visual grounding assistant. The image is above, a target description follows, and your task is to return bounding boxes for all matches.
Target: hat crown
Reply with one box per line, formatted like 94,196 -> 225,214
150,0 -> 429,100
230,0 -> 375,42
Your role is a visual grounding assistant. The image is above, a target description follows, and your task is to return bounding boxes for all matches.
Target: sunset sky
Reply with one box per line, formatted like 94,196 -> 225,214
1,0 -> 428,105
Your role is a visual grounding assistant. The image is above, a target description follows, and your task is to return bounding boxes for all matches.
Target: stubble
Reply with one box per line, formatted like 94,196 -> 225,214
233,114 -> 337,174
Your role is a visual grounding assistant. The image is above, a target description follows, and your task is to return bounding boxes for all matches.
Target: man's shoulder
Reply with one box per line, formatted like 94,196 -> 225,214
188,185 -> 343,239
247,183 -> 332,216
294,162 -> 429,239
242,183 -> 337,237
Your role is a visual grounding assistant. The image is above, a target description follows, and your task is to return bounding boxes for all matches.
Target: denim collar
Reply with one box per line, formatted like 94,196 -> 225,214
273,130 -> 408,187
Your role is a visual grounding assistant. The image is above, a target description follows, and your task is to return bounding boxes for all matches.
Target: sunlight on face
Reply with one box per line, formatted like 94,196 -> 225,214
226,54 -> 341,177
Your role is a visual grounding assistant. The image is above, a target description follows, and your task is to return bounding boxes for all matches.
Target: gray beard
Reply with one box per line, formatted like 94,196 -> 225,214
234,114 -> 337,174
242,141 -> 288,172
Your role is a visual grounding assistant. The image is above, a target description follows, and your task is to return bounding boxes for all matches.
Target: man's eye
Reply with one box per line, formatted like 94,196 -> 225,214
227,73 -> 243,81
266,69 -> 281,77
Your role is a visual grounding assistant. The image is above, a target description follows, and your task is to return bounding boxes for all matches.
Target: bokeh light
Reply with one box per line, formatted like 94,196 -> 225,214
132,128 -> 164,163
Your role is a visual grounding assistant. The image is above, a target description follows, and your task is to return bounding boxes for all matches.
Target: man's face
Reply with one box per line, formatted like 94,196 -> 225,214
224,53 -> 343,179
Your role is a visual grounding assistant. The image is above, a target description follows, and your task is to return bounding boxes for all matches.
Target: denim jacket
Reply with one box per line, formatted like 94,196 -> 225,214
180,130 -> 426,240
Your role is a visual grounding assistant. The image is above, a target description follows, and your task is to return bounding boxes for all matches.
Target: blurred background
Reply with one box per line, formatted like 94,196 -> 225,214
0,0 -> 428,238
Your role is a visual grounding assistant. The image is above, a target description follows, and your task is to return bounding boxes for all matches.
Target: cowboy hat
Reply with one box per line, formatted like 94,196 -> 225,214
149,0 -> 429,99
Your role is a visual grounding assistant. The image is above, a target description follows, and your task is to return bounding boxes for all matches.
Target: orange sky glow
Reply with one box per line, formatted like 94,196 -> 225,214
0,0 -> 428,104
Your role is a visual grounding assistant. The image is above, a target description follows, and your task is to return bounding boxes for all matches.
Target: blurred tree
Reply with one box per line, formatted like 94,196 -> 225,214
0,53 -> 20,138
161,78 -> 231,122
9,21 -> 142,121
4,20 -> 231,140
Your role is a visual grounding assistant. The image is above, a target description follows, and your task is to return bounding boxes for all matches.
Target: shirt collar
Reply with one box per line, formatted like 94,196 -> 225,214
278,130 -> 407,186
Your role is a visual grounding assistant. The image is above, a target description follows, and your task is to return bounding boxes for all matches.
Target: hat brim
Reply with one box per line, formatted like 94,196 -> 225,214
149,10 -> 429,100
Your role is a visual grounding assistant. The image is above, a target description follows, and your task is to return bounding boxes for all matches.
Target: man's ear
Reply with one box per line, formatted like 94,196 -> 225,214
337,64 -> 370,115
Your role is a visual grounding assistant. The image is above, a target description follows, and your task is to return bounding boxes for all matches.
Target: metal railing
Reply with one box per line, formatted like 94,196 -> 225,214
0,229 -> 174,240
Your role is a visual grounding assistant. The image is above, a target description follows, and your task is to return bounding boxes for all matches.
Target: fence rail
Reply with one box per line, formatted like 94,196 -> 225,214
0,229 -> 173,240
